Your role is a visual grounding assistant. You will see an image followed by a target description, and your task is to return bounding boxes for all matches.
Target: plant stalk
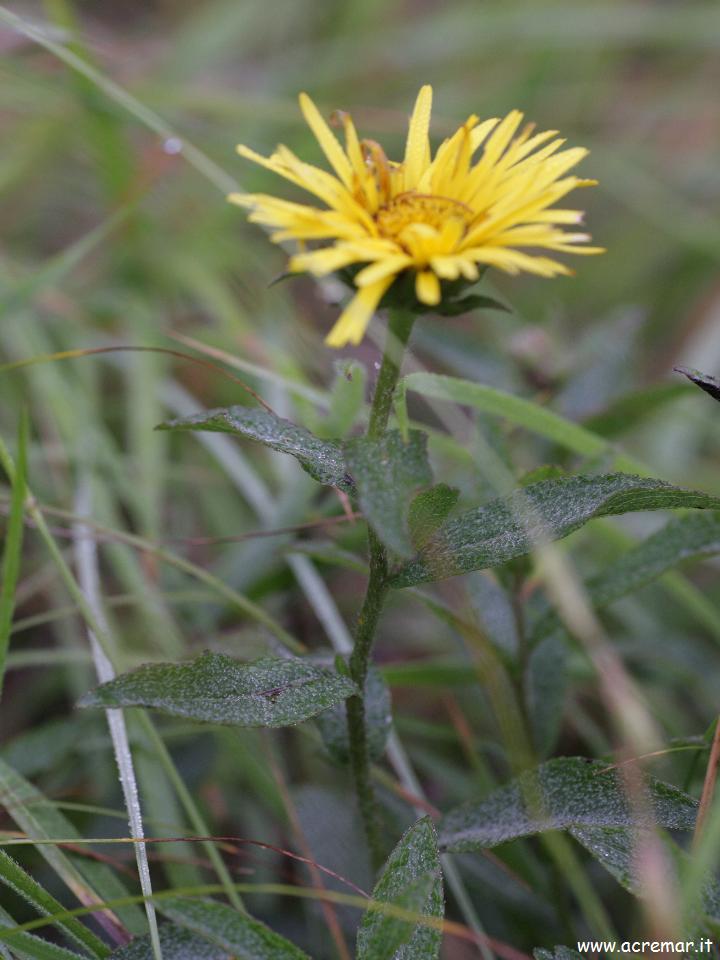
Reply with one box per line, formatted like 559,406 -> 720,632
346,307 -> 415,869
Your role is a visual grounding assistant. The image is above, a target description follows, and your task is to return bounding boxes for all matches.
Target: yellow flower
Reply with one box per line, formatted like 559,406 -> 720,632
230,85 -> 603,348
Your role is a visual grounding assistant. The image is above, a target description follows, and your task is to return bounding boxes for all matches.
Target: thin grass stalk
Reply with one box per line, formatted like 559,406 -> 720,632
72,476 -> 163,960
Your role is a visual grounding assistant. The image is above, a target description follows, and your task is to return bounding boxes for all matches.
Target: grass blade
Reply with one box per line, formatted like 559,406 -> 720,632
0,410 -> 27,702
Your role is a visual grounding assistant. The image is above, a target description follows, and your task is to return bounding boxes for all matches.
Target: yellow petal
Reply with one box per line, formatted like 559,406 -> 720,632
465,246 -> 572,277
429,254 -> 479,282
325,276 -> 396,348
236,144 -> 305,189
429,256 -> 460,280
290,246 -> 367,276
469,117 -> 501,153
299,93 -> 354,189
481,110 -> 524,167
354,255 -> 412,286
415,270 -> 441,305
403,84 -> 433,190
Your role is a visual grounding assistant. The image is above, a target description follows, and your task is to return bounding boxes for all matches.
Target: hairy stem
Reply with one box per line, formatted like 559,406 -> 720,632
366,309 -> 415,439
346,308 -> 415,869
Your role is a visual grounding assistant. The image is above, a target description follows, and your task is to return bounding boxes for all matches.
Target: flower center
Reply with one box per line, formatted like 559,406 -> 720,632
375,192 -> 473,240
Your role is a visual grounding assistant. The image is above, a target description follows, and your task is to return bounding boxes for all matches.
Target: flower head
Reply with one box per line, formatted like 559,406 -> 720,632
230,85 -> 603,348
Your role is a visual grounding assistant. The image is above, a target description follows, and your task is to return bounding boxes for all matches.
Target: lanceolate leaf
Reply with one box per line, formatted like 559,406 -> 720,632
408,484 -> 460,551
317,664 -> 392,765
0,914 -> 89,960
109,924 -> 227,959
158,406 -> 352,491
401,371 -> 643,472
584,511 -> 720,610
524,632 -> 568,757
159,897 -> 311,959
570,825 -> 720,919
344,430 -> 433,558
356,817 -> 444,960
80,653 -> 358,728
438,757 -> 698,853
0,850 -> 108,958
530,511 -> 720,645
0,758 -> 145,936
390,474 -> 720,587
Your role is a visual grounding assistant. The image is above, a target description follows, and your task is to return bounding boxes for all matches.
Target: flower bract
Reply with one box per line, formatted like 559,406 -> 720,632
230,85 -> 603,347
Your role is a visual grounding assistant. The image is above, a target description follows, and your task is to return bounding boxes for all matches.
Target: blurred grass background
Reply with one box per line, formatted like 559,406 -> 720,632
1,1 -> 720,956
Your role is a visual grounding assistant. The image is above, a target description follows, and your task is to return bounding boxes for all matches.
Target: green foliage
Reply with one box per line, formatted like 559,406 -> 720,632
0,851 -> 108,958
2,2 -> 720,956
0,915 -> 90,960
407,483 -> 460,550
80,652 -> 358,727
438,757 -> 698,851
158,406 -> 353,491
159,898 -> 311,958
0,414 -> 27,701
108,925 -> 227,959
401,372 -> 643,471
391,474 -> 720,586
356,817 -> 444,960
0,758 -> 145,934
345,430 -> 433,557
317,664 -> 392,764
533,511 -> 720,645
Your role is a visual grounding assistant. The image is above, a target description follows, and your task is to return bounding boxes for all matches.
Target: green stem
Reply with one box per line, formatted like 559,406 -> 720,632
366,308 -> 415,439
346,307 -> 415,870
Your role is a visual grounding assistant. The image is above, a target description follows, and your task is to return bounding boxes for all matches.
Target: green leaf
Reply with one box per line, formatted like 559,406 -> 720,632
0,918 -> 89,960
434,293 -> 510,316
466,571 -> 519,657
0,850 -> 108,958
587,511 -> 720,608
438,757 -> 698,853
109,924 -> 227,959
408,484 -> 459,551
157,406 -> 352,491
525,512 -> 720,756
524,633 -> 568,757
380,659 -> 475,688
159,897 -> 311,959
401,372 -> 645,473
0,716 -> 95,778
0,411 -> 27,701
0,901 -> 91,960
356,817 -> 444,960
532,511 -> 720,645
79,652 -> 358,728
344,430 -> 433,558
0,757 -> 145,935
571,825 -> 720,919
390,474 -> 720,587
317,664 -> 392,765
